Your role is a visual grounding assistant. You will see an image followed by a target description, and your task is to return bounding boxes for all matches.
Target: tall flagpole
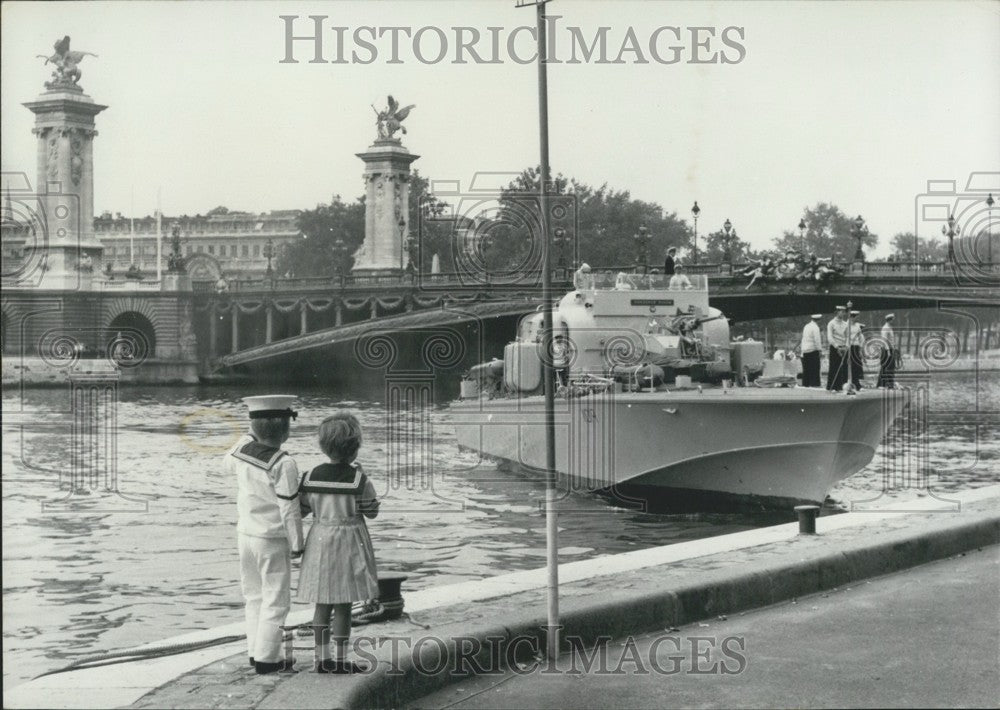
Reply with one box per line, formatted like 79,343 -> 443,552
156,187 -> 162,282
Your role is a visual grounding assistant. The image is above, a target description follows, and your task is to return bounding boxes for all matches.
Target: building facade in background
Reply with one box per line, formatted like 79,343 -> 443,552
93,206 -> 302,285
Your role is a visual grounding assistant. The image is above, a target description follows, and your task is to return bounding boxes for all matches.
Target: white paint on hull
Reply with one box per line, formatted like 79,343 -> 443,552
452,388 -> 908,505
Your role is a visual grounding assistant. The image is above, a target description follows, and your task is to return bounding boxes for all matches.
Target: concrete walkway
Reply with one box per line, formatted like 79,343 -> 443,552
5,486 -> 998,709
411,546 -> 1000,709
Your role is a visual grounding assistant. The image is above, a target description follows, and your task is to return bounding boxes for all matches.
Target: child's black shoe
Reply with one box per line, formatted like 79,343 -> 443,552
316,659 -> 369,674
254,658 -> 297,675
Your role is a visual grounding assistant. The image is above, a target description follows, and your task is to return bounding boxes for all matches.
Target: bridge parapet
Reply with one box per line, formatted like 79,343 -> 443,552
198,260 -> 997,296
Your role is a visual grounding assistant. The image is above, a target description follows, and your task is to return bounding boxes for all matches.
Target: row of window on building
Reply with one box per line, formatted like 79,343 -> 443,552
102,242 -> 274,258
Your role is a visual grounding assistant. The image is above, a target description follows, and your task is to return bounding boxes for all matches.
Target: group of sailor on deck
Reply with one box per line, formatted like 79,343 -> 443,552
798,306 -> 897,390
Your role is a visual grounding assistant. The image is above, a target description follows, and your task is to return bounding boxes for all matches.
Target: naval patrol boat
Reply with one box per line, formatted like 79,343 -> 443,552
451,271 -> 909,509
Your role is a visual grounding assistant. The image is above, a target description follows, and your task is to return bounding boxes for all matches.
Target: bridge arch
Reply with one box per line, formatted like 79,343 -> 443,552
105,311 -> 157,364
103,297 -> 163,359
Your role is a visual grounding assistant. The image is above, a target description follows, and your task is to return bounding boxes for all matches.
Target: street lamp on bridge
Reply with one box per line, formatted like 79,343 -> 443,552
633,225 -> 650,272
691,201 -> 701,264
263,238 -> 275,278
942,213 -> 959,264
798,218 -> 807,254
167,222 -> 185,274
553,227 -> 568,272
851,215 -> 867,262
332,237 -> 350,280
722,218 -> 733,262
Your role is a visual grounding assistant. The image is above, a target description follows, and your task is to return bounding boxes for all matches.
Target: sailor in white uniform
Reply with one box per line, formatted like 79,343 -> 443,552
800,314 -> 824,387
225,395 -> 305,674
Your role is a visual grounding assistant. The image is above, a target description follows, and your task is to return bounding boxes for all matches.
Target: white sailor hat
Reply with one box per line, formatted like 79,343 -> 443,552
811,313 -> 823,319
242,395 -> 298,420
850,310 -> 861,316
835,305 -> 847,311
885,313 -> 895,320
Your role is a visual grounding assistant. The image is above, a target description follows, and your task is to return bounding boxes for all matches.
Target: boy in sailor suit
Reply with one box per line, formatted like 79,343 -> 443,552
225,395 -> 305,674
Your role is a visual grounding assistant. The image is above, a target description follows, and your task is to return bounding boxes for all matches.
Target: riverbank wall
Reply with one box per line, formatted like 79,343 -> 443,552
5,484 -> 998,710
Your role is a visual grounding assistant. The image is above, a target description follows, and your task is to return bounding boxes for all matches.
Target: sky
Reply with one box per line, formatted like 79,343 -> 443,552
2,0 -> 998,257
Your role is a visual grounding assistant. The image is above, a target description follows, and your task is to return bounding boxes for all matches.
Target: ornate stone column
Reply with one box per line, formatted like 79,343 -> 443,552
23,76 -> 107,289
352,140 -> 420,276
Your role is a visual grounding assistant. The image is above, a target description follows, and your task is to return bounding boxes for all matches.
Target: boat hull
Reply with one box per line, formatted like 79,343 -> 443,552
451,388 -> 908,508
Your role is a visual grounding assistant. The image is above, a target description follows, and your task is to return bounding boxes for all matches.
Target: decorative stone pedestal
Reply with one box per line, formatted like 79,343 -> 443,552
22,84 -> 107,290
352,139 -> 420,276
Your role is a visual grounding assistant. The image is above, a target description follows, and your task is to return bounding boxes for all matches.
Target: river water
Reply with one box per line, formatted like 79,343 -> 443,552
2,372 -> 998,688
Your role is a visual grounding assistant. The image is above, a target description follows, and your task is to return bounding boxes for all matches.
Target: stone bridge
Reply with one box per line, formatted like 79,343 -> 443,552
209,261 -> 999,375
2,262 -> 995,383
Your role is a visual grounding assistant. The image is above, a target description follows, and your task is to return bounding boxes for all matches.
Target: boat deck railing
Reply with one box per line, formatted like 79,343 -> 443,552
578,271 -> 708,292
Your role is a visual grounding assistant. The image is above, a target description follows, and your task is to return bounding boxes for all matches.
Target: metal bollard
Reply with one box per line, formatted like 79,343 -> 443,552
794,505 -> 820,534
377,572 -> 409,620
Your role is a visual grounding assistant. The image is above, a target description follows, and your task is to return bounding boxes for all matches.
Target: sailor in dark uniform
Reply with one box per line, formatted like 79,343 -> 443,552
663,247 -> 677,275
224,395 -> 304,674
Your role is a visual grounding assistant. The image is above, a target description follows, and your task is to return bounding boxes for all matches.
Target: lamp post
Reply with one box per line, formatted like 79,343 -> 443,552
263,238 -> 274,278
851,215 -> 867,262
167,222 -> 185,274
942,213 -> 959,265
399,216 -> 412,274
691,201 -> 701,264
405,233 -> 418,278
798,218 -> 807,254
633,225 -> 650,272
332,237 -> 349,282
554,227 -> 568,273
722,218 -> 733,262
986,193 -> 994,265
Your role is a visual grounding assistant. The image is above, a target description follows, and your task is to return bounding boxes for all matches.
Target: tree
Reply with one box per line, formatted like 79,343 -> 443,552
407,170 -> 454,273
772,203 -> 878,260
277,195 -> 364,278
478,167 -> 690,274
889,232 -> 947,261
700,228 -> 757,263
277,170 -> 452,278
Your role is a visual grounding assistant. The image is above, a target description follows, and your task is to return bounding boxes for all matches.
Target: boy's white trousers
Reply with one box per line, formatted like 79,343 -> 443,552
238,533 -> 291,663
